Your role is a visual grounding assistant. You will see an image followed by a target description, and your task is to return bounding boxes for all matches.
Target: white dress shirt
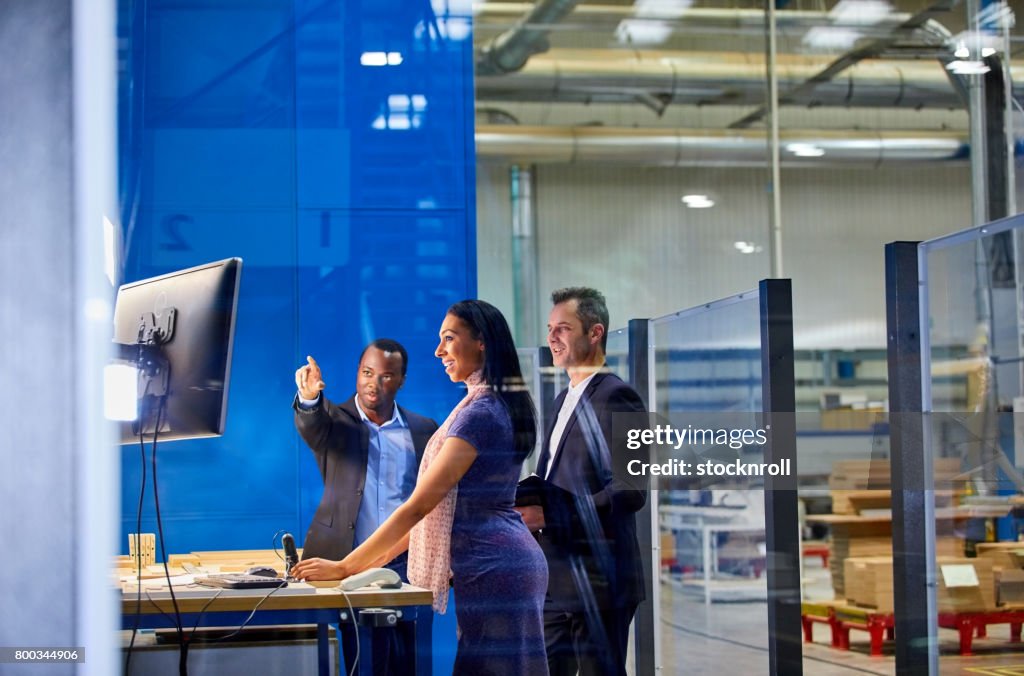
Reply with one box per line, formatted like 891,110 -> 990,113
544,371 -> 597,478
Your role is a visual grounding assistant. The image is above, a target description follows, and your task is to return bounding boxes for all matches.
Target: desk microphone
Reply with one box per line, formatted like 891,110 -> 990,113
283,532 -> 299,579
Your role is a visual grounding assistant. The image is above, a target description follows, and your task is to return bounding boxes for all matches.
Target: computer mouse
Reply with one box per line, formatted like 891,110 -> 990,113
246,565 -> 280,578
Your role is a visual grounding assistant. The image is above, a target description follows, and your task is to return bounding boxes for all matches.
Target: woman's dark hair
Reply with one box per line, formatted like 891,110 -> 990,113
446,300 -> 537,462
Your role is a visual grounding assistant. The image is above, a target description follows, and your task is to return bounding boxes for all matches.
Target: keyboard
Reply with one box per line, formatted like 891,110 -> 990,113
193,574 -> 288,590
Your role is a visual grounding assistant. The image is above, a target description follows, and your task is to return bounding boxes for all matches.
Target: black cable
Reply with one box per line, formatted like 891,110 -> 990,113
123,426 -> 148,675
271,529 -> 288,564
191,582 -> 288,643
189,590 -> 226,635
149,397 -> 187,675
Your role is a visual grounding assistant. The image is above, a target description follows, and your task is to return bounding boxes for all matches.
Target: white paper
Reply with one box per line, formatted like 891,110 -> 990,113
940,564 -> 980,588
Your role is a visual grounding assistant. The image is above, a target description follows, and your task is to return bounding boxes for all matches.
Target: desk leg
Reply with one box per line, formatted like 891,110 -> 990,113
703,526 -> 712,606
415,605 -> 433,675
357,624 -> 375,676
317,623 -> 330,676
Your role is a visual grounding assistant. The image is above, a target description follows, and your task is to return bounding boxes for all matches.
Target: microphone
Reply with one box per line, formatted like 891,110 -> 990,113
283,532 -> 299,578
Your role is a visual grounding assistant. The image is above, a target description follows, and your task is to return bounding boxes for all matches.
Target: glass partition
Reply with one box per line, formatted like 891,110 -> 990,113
920,217 -> 1024,670
650,290 -> 770,673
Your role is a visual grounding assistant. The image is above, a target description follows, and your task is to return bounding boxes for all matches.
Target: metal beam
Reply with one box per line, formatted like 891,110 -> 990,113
885,241 -> 936,675
628,318 -> 656,676
758,279 -> 802,676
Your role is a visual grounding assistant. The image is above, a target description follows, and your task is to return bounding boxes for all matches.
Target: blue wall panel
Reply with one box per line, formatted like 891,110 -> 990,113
118,0 -> 476,580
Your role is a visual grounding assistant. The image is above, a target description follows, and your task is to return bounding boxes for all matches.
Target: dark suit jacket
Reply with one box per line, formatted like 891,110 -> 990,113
536,371 -> 647,611
293,395 -> 438,561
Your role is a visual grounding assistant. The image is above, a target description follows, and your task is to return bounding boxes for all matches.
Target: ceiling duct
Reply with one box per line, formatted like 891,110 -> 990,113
475,124 -> 970,166
474,3 -> 950,43
476,50 -> 964,109
476,0 -> 582,76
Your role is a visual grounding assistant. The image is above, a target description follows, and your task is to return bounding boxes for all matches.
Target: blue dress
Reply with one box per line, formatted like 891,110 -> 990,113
446,394 -> 549,675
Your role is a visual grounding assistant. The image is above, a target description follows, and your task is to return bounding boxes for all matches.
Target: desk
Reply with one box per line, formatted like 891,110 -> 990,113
660,505 -> 765,605
121,582 -> 433,675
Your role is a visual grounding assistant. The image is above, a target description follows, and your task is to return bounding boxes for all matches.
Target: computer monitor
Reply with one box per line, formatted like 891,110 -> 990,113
108,258 -> 242,444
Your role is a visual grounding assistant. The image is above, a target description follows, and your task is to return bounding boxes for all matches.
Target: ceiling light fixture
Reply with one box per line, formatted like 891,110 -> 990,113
786,143 -> 826,157
733,241 -> 764,254
682,194 -> 715,208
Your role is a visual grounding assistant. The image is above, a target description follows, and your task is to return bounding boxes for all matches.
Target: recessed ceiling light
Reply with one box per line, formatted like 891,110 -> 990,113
733,241 -> 764,254
682,194 -> 715,208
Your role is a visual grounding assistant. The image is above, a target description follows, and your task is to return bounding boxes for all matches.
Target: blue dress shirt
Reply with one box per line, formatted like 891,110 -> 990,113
298,393 -> 418,548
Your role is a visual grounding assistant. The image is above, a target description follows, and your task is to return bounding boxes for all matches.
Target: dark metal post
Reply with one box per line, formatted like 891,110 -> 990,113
759,279 -> 802,676
885,241 -> 934,675
983,54 -> 1010,222
627,318 -> 655,675
628,318 -> 651,409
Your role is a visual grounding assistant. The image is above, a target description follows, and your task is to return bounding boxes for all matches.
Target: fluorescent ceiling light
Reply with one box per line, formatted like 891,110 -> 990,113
802,26 -> 862,50
786,143 -> 826,157
946,60 -> 991,75
615,19 -> 673,45
829,0 -> 893,26
361,52 -> 403,67
634,0 -> 693,19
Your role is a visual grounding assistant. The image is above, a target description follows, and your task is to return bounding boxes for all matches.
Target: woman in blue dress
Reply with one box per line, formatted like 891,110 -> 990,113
293,300 -> 548,675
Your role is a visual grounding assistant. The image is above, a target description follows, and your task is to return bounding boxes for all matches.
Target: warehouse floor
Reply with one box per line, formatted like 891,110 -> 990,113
659,560 -> 1024,675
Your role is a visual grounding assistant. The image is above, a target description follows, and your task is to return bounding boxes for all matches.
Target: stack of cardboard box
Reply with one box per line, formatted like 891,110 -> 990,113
844,556 -> 996,613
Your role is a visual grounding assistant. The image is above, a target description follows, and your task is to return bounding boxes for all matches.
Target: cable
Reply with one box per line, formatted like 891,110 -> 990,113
190,590 -> 226,635
123,427 -> 148,675
338,590 -> 360,676
148,397 -> 188,676
191,581 -> 288,643
271,529 -> 288,564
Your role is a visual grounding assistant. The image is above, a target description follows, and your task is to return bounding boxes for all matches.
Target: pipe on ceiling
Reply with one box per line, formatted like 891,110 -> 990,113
476,50 -> 964,109
473,3 -> 948,44
476,0 -> 582,76
475,124 -> 970,166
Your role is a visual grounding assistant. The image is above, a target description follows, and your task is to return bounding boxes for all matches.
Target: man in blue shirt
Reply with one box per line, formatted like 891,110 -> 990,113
294,339 -> 437,673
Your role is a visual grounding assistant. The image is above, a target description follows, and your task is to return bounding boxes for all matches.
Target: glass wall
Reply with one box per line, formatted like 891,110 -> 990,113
649,291 -> 770,673
920,216 -> 1024,669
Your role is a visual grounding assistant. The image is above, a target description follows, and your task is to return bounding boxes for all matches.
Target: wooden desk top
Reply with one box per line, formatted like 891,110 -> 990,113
122,584 -> 433,615
120,549 -> 433,615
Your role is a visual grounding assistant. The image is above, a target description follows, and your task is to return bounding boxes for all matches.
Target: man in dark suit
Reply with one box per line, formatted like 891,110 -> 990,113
293,339 -> 437,674
518,287 -> 647,676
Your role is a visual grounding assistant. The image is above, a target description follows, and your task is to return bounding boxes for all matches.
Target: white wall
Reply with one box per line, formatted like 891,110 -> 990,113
477,160 -> 974,349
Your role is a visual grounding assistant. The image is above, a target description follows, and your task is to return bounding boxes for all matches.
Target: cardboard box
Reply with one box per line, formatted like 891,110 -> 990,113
997,568 -> 1024,605
843,556 -> 995,613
